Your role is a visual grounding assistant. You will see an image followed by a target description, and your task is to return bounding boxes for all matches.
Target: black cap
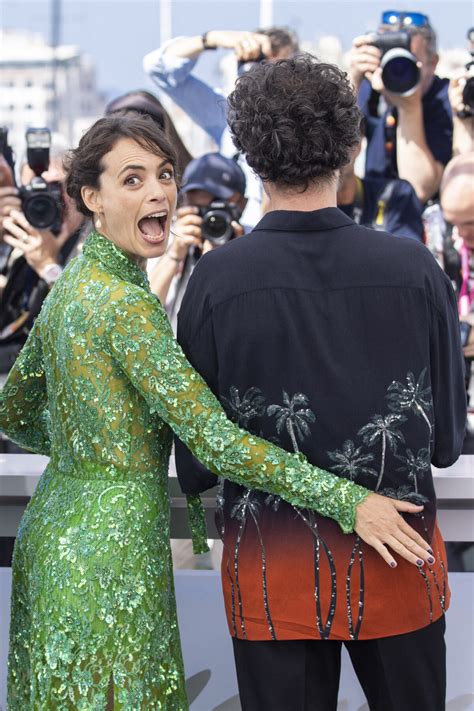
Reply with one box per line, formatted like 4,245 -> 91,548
105,91 -> 165,129
181,153 -> 246,199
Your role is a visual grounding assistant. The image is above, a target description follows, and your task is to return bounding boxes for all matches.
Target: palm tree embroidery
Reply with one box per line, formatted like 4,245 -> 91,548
386,369 -> 433,440
267,391 -> 339,638
230,491 -> 276,640
327,439 -> 377,482
267,391 -> 316,453
379,484 -> 428,506
222,386 -> 276,639
358,414 -> 406,491
221,386 -> 266,427
395,447 -> 431,494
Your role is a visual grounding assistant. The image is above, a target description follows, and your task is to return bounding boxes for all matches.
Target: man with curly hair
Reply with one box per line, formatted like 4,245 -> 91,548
175,55 -> 465,710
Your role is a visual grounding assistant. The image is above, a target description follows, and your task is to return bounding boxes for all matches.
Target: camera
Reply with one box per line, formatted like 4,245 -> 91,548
369,30 -> 420,95
460,27 -> 474,117
237,50 -> 267,77
19,128 -> 63,233
198,201 -> 242,246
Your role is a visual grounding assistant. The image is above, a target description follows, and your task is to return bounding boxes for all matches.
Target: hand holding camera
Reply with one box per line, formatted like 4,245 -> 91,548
350,31 -> 421,99
172,202 -> 244,260
2,209 -> 69,280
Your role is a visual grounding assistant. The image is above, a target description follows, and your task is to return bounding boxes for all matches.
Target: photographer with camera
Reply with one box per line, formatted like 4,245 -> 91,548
338,118 -> 424,241
143,27 -> 298,225
349,10 -> 452,204
449,28 -> 474,156
149,152 -> 246,329
0,129 -> 85,374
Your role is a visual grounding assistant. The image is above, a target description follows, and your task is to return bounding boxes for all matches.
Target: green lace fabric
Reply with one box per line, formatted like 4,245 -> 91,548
0,230 -> 369,709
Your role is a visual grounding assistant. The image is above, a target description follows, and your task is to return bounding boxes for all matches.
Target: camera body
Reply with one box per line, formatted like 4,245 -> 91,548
19,128 -> 63,233
369,30 -> 420,95
462,62 -> 474,116
198,200 -> 242,246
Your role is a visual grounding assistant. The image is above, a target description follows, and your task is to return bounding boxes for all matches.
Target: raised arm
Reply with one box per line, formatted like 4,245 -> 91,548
0,319 -> 51,455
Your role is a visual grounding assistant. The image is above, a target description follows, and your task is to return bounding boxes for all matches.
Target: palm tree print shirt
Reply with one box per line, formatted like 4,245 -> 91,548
176,207 -> 466,641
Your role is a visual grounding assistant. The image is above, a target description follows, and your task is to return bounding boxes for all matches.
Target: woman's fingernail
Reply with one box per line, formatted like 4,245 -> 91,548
428,548 -> 434,555
416,559 -> 424,566
390,561 -> 396,568
428,556 -> 435,565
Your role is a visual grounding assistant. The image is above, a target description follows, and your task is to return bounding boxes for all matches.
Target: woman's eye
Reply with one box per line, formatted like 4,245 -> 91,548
160,169 -> 174,181
124,175 -> 140,186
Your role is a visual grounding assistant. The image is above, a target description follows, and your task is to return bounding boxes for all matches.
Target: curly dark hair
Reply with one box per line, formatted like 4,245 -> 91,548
227,54 -> 362,189
64,114 -> 178,217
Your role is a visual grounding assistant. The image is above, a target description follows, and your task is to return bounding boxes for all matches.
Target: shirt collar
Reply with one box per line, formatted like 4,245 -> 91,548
252,207 -> 355,233
82,230 -> 150,292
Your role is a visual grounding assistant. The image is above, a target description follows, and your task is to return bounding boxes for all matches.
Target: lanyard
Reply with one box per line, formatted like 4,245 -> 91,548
352,177 -> 364,225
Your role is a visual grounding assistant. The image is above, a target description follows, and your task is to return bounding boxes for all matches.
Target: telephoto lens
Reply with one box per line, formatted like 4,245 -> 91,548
370,31 -> 420,95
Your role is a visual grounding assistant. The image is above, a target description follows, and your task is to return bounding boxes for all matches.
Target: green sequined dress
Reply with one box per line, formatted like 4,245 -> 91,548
0,231 -> 368,710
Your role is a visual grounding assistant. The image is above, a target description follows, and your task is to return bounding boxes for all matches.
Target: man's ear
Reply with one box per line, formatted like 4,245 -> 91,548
81,185 -> 102,216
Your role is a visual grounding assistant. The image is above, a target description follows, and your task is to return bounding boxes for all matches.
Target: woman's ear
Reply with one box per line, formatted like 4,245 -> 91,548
81,185 -> 102,216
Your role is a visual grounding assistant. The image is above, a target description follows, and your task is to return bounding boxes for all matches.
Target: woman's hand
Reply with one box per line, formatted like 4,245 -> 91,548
354,493 -> 434,568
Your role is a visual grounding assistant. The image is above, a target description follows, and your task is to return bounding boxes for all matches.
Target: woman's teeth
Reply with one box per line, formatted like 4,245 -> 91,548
138,214 -> 167,242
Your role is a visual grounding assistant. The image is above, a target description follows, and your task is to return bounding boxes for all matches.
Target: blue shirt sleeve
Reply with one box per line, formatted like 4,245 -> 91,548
143,41 -> 228,145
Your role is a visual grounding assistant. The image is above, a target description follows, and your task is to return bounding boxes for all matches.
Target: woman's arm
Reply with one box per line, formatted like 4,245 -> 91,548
106,286 -> 435,571
0,319 -> 51,455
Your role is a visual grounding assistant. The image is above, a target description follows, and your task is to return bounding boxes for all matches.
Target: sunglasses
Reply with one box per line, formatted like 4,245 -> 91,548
381,10 -> 430,28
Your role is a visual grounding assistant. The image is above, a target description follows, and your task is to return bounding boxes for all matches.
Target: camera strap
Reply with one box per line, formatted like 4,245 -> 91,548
349,177 -> 365,225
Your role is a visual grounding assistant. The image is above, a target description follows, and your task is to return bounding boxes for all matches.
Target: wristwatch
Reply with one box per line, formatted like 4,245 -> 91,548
201,32 -> 217,50
41,262 -> 63,286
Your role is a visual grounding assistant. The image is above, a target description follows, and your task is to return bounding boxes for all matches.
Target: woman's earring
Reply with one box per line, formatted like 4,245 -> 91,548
95,215 -> 102,230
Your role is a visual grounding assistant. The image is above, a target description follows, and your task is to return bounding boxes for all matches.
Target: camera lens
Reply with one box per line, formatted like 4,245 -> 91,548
381,48 -> 420,95
23,192 -> 58,229
202,209 -> 233,245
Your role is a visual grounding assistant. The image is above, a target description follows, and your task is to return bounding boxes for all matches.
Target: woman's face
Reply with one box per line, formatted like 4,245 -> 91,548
82,137 -> 177,265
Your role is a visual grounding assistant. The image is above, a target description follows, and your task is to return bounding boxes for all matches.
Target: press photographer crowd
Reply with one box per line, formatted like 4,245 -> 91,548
2,12 -> 473,426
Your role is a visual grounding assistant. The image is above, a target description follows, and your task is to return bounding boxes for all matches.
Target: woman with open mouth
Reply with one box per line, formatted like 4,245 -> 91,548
0,114 -> 432,709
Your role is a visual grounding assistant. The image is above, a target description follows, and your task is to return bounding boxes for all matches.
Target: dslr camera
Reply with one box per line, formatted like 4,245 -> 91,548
19,128 -> 63,233
198,201 -> 242,246
459,27 -> 474,118
368,30 -> 420,95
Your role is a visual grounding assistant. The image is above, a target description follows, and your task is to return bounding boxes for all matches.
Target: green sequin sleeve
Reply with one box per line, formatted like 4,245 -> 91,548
107,285 -> 369,534
0,320 -> 51,455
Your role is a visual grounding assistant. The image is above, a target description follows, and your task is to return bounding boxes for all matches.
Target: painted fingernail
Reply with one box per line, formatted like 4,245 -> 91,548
416,559 -> 424,566
428,556 -> 435,565
390,561 -> 396,568
428,548 -> 434,555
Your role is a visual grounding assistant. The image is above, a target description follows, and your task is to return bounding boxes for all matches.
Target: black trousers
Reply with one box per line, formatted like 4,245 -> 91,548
232,616 -> 446,711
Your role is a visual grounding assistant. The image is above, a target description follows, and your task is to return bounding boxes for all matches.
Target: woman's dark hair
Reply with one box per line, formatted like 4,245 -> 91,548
65,114 -> 178,217
105,89 -> 192,173
227,54 -> 362,189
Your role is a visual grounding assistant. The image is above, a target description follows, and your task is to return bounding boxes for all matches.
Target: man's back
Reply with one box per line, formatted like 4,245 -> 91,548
177,207 -> 465,641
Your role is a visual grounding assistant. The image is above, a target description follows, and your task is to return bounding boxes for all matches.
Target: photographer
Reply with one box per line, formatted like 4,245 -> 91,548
449,28 -> 474,156
143,27 -> 298,225
338,119 -> 424,241
149,152 -> 246,329
349,10 -> 452,203
0,131 -> 85,374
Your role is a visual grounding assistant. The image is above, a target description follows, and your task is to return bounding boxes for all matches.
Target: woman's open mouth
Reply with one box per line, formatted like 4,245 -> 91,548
137,212 -> 168,244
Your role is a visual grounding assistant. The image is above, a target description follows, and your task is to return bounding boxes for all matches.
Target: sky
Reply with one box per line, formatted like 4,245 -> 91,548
2,0 -> 473,98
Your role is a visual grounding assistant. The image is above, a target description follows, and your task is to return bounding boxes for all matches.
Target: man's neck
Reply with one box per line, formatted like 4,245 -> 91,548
337,174 -> 357,206
265,178 -> 337,212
